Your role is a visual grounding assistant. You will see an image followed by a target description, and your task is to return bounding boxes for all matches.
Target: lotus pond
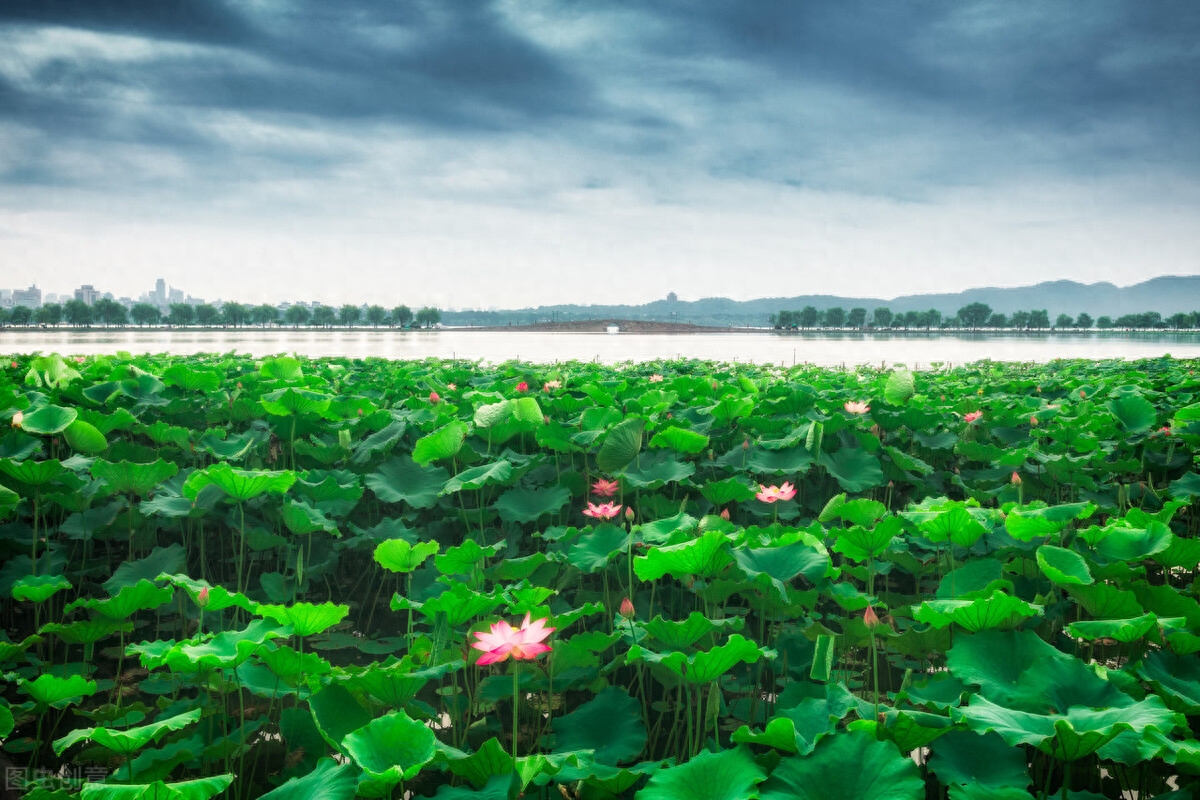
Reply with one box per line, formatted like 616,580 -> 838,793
1,353 -> 1199,800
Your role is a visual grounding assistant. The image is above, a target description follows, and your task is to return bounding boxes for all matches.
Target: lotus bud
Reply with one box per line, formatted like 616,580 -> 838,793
619,597 -> 635,620
237,381 -> 243,389
1011,471 -> 1022,485
1030,415 -> 1039,427
516,381 -> 529,392
543,415 -> 551,425
446,383 -> 457,391
1079,389 -> 1086,399
197,586 -> 211,608
10,361 -> 18,369
743,438 -> 750,450
429,391 -> 440,404
720,508 -> 730,521
11,411 -> 22,428
863,605 -> 881,628
357,408 -> 364,416
712,381 -> 718,390
625,507 -> 635,522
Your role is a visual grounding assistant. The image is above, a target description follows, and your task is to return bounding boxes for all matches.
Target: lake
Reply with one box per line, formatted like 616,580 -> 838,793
2,328 -> 1198,367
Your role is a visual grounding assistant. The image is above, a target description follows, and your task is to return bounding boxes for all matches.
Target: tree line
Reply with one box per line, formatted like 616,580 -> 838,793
772,302 -> 1200,331
0,301 -> 443,329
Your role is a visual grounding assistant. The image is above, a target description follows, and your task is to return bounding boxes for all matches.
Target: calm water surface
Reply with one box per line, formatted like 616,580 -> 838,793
2,328 -> 1198,367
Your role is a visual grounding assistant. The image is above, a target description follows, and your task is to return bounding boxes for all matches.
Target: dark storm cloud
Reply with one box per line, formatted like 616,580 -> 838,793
0,0 -> 253,44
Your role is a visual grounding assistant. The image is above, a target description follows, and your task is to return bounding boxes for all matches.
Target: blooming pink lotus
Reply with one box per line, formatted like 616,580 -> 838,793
844,401 -> 870,415
756,482 -> 796,503
963,411 -> 983,424
472,613 -> 555,665
591,478 -> 620,497
583,501 -> 623,520
542,380 -> 561,392
516,381 -> 529,392
649,374 -> 664,383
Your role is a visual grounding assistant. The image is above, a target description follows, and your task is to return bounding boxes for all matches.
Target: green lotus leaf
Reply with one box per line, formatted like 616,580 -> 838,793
24,354 -> 81,389
734,534 -> 832,599
700,476 -> 758,505
820,448 -> 885,493
915,592 -> 1043,632
352,419 -> 408,463
366,456 -> 448,509
832,516 -> 905,563
424,773 -> 517,799
68,578 -> 174,619
474,398 -> 519,429
641,612 -> 743,651
1153,534 -> 1200,570
1035,545 -> 1094,586
927,730 -> 1031,793
280,499 -> 340,537
596,417 -> 644,474
184,463 -> 295,502
914,506 -> 989,548
63,419 -> 108,454
869,708 -> 957,753
746,445 -> 814,475
1068,613 -> 1158,644
0,633 -> 43,662
0,456 -> 65,487
649,426 -> 710,454
1108,393 -> 1156,434
1066,583 -> 1144,619
566,523 -> 629,574
1086,521 -> 1174,564
395,583 -> 503,628
103,544 -> 187,594
493,484 -> 571,523
374,539 -> 440,573
552,686 -> 646,765
1133,582 -> 1200,628
413,420 -> 468,466
309,683 -> 372,751
633,530 -> 735,582
1168,471 -> 1200,501
255,643 -> 333,686
257,602 -> 349,637
338,658 -> 461,708
636,745 -> 765,800
881,370 -> 913,406
935,559 -> 1008,600
628,633 -> 771,684
257,758 -> 359,800
1004,502 -> 1096,541
732,681 -> 856,755
884,444 -> 935,476
20,673 -> 99,708
261,388 -> 334,418
40,617 -> 132,645
758,730 -> 923,800
119,372 -> 168,405
0,482 -> 18,520
1136,650 -> 1200,714
196,427 -> 269,461
0,704 -> 12,739
622,451 -> 696,489
18,404 -> 78,435
156,574 -> 259,614
710,395 -> 755,425
92,459 -> 179,496
161,364 -> 222,393
442,460 -> 514,494
165,619 -> 289,671
827,498 -> 887,527
79,775 -> 234,800
11,573 -> 71,602
260,355 -> 304,381
434,737 -> 515,789
54,709 -> 201,756
436,539 -> 504,578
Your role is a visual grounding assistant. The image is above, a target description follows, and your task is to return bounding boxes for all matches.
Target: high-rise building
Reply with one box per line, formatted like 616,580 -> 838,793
75,285 -> 100,306
12,284 -> 41,308
155,278 -> 166,306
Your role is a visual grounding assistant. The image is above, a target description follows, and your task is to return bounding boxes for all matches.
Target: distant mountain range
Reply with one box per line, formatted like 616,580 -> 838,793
444,275 -> 1200,328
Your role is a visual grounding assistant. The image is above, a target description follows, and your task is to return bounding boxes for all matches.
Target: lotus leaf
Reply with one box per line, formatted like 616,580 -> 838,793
927,730 -> 1031,793
442,460 -> 514,493
628,633 -> 771,684
183,463 -> 295,502
64,419 -> 108,453
566,524 -> 629,574
374,539 -> 440,573
493,484 -> 571,523
20,673 -> 99,707
758,730 -> 923,800
636,745 -> 764,800
1035,545 -> 1094,585
17,403 -> 78,435
366,455 -> 448,508
413,420 -> 468,465
640,612 -> 744,650
79,775 -> 234,800
11,573 -> 71,602
54,709 -> 201,756
649,426 -> 709,454
732,681 -> 856,755
552,687 -> 646,765
633,530 -> 735,581
1068,613 -> 1158,644
820,448 -> 885,493
257,758 -> 358,800
596,417 -> 644,473
104,544 -> 187,594
257,601 -> 349,637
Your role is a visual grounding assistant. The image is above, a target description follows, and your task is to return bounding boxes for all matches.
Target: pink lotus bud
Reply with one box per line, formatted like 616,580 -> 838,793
625,507 -> 635,522
864,605 -> 881,628
743,438 -> 750,450
720,508 -> 730,521
237,381 -> 243,389
357,408 -> 364,416
1011,471 -> 1022,486
619,597 -> 635,619
10,361 -> 17,369
429,391 -> 440,404
516,381 -> 529,392
1079,389 -> 1087,399
712,381 -> 718,390
11,411 -> 22,428
197,587 -> 211,608
1030,415 -> 1039,427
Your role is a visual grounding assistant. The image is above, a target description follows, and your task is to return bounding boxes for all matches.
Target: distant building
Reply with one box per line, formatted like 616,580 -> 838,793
12,284 -> 41,308
74,284 -> 100,306
168,287 -> 183,304
155,278 -> 166,306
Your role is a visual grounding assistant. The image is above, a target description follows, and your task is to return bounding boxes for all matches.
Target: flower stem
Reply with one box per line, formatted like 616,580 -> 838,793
511,663 -> 520,761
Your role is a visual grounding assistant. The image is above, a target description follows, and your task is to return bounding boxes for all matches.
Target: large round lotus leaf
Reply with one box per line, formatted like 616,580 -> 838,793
733,535 -> 832,596
260,388 -> 333,417
257,601 -> 349,637
701,477 -> 758,505
412,420 -> 468,466
260,356 -> 304,381
68,578 -> 174,620
92,459 -> 179,496
622,452 -> 695,490
917,506 -> 989,548
732,681 -> 856,756
366,456 -> 448,509
935,559 -> 1007,600
395,583 -> 502,628
1004,502 -> 1096,541
633,530 -> 735,581
255,644 -> 333,686
493,484 -> 571,523
883,369 -> 915,406
63,419 -> 108,454
156,574 -> 259,614
183,463 -> 295,502
103,544 -> 187,594
628,634 -> 771,684
1087,521 -> 1174,564
54,709 -> 201,756
1035,545 -> 1094,585
436,737 -> 512,788
280,499 -> 339,536
374,539 -> 440,574
18,404 -> 78,435
1169,472 -> 1200,501
1065,583 -> 1144,619
1108,393 -> 1156,434
649,426 -> 709,454
1068,613 -> 1158,644
80,775 -> 234,800
596,417 -> 644,474
442,460 -> 514,494
747,445 -> 814,475
293,471 -> 362,516
40,618 -> 132,646
11,573 -> 71,603
832,516 -> 904,563
636,745 -> 765,800
0,704 -> 12,739
928,729 -> 1030,792
759,730 -> 923,800
1136,650 -> 1200,714
161,364 -> 222,393
553,686 -> 646,765
820,449 -> 885,493
0,457 -> 65,487
258,757 -> 358,800
19,674 -> 99,708
566,524 -> 629,574
641,612 -> 743,650
829,498 -> 887,527
919,592 -> 1040,634
946,630 -> 1125,713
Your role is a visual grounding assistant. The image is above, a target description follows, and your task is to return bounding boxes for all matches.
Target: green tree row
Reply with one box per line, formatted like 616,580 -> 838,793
0,302 -> 443,329
772,302 -> 1200,331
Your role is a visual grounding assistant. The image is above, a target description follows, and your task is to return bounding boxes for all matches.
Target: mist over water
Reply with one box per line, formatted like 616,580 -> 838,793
2,329 -> 1198,367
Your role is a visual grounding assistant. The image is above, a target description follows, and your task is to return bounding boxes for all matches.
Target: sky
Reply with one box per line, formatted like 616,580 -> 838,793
1,1 -> 1198,310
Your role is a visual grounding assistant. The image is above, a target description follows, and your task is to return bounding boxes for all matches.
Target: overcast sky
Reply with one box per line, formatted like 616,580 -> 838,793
1,1 -> 1198,309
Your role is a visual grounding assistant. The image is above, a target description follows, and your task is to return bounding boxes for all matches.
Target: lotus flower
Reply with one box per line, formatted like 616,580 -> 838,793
471,613 -> 555,665
963,411 -> 983,424
429,391 -> 441,404
1030,415 -> 1039,428
756,482 -> 796,503
619,598 -> 635,620
649,374 -> 664,383
844,401 -> 870,415
516,381 -> 529,392
11,411 -> 22,428
197,587 -> 211,608
542,380 -> 561,392
863,605 -> 881,628
583,501 -> 623,520
591,478 -> 620,497
446,383 -> 457,391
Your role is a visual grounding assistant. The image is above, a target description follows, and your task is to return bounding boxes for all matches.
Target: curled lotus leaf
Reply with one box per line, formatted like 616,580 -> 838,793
54,709 -> 201,757
78,774 -> 234,800
183,463 -> 295,502
92,458 -> 179,497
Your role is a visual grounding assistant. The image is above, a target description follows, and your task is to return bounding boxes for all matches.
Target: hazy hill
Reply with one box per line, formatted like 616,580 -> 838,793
443,275 -> 1199,328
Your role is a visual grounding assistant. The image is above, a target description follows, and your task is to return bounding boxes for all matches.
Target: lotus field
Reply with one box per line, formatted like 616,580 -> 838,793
4,352 -> 1200,800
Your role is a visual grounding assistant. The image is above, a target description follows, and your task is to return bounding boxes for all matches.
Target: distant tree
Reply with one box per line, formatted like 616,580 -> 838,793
1055,313 -> 1073,329
392,305 -> 414,328
925,309 -> 942,329
195,304 -> 220,326
1166,312 -> 1194,330
1142,311 -> 1164,329
957,302 -> 992,329
311,306 -> 337,328
1076,312 -> 1093,329
1010,310 -> 1031,330
823,306 -> 845,328
35,303 -> 63,326
338,305 -> 362,327
847,307 -> 867,328
252,304 -> 279,327
222,302 -> 249,327
168,303 -> 195,326
1097,315 -> 1114,330
768,313 -> 778,328
63,300 -> 91,327
284,305 -> 311,328
94,298 -> 127,326
366,305 -> 389,328
0,307 -> 8,326
797,306 -> 819,329
871,307 -> 893,328
130,303 -> 161,326
415,307 -> 442,328
987,312 -> 1007,328
9,305 -> 33,326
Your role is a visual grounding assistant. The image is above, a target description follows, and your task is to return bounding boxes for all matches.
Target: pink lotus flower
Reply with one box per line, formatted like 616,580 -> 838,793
583,501 -> 623,520
429,391 -> 441,404
197,586 -> 211,608
1079,389 -> 1086,399
963,411 -> 983,424
648,374 -> 664,383
1030,415 -> 1039,428
756,482 -> 796,503
844,401 -> 870,415
471,613 -> 555,665
542,380 -> 561,392
591,478 -> 620,497
619,598 -> 635,620
516,381 -> 529,392
863,605 -> 881,628
10,361 -> 17,369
